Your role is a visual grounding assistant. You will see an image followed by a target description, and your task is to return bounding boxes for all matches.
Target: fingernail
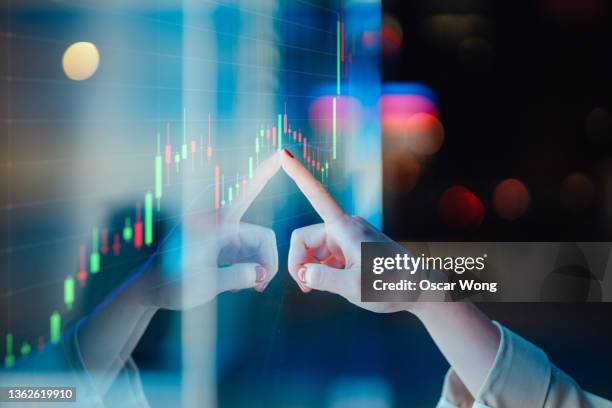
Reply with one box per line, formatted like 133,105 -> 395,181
255,266 -> 266,283
298,267 -> 307,283
284,148 -> 294,158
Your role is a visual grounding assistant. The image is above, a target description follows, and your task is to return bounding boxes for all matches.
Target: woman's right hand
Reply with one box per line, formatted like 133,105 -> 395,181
281,149 -> 416,313
281,149 -> 504,398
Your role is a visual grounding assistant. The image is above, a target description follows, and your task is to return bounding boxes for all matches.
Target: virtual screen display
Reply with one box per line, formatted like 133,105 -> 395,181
1,0 -> 382,406
4,1 -> 612,407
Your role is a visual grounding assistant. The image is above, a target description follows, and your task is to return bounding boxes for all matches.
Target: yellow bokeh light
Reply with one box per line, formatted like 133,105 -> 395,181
62,41 -> 100,81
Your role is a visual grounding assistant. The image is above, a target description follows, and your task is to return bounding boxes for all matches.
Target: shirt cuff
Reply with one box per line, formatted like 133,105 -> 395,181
68,318 -> 149,407
475,321 -> 551,407
438,322 -> 552,408
438,369 -> 474,408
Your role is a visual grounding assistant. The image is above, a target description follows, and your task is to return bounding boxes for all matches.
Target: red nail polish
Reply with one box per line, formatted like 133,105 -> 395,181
284,148 -> 294,158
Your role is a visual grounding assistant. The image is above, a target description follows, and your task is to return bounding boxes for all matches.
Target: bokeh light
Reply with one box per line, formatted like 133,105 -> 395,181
308,95 -> 362,134
62,41 -> 100,81
381,95 -> 438,132
493,178 -> 530,220
381,14 -> 403,61
381,82 -> 439,137
383,151 -> 421,193
381,83 -> 440,192
383,112 -> 444,156
383,82 -> 437,101
439,186 -> 484,230
560,172 -> 595,211
403,113 -> 444,155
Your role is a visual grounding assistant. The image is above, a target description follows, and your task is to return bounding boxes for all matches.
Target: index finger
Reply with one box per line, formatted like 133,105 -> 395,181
280,148 -> 345,223
223,151 -> 281,223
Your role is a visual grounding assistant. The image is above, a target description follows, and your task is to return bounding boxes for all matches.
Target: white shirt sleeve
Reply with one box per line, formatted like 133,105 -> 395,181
0,321 -> 149,408
436,322 -> 612,408
69,320 -> 151,408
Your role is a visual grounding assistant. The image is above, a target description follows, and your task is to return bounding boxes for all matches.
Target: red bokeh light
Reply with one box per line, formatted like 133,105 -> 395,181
382,26 -> 402,48
381,94 -> 438,133
382,14 -> 403,60
439,186 -> 484,230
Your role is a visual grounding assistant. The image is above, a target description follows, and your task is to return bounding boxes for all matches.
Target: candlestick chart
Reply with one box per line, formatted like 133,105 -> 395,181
0,0 -> 383,372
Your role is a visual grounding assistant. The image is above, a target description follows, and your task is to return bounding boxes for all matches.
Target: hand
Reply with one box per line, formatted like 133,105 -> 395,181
281,149 -> 410,313
131,152 -> 281,310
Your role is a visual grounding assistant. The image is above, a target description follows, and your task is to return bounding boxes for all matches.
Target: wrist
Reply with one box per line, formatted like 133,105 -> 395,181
408,301 -> 449,325
116,277 -> 160,314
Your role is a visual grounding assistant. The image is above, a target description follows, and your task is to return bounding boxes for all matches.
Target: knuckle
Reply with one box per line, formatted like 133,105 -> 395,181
290,228 -> 304,245
266,228 -> 277,244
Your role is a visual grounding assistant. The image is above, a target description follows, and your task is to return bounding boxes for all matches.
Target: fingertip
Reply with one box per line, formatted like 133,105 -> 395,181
255,263 -> 275,292
218,262 -> 264,294
279,149 -> 292,169
299,284 -> 312,293
303,263 -> 319,288
271,149 -> 283,166
255,265 -> 267,284
297,265 -> 317,293
289,266 -> 307,292
297,267 -> 307,284
280,146 -> 300,165
279,156 -> 345,223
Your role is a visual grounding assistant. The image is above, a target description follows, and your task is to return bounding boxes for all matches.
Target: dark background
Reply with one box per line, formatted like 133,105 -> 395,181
382,0 -> 612,402
383,0 -> 612,241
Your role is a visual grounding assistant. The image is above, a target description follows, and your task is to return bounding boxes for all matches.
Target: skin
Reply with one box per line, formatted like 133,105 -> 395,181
280,148 -> 500,398
78,148 -> 500,399
78,152 -> 283,395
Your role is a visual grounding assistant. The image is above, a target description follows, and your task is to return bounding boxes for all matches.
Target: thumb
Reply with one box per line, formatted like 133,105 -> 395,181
300,263 -> 360,300
217,263 -> 267,294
